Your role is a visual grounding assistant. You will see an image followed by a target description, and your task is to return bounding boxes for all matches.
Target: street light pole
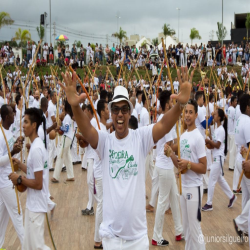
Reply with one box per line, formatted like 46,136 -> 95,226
222,0 -> 223,47
115,14 -> 121,45
50,0 -> 51,45
176,8 -> 180,42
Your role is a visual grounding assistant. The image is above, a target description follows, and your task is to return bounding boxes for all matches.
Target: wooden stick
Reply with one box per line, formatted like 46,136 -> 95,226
20,96 -> 23,163
161,37 -> 182,195
0,123 -> 21,214
237,144 -> 250,191
116,55 -> 126,86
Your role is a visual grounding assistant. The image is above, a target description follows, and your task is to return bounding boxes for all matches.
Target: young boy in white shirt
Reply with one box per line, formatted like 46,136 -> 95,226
9,108 -> 50,250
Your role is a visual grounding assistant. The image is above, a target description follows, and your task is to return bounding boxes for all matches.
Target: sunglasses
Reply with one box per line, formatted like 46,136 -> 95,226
111,105 -> 130,115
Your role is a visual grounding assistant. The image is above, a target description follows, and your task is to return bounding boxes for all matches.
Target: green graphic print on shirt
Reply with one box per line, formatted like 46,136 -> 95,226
180,139 -> 191,160
109,149 -> 137,180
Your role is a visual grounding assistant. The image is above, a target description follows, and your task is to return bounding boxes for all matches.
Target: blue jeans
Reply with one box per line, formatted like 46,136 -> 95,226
245,53 -> 249,62
27,53 -> 31,62
99,54 -> 103,63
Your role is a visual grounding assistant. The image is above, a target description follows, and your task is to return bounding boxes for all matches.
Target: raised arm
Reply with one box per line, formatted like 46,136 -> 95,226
59,72 -> 98,149
152,67 -> 192,143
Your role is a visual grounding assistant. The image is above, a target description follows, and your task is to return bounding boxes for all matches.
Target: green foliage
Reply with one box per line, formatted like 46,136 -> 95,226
141,41 -> 147,47
190,28 -> 201,44
112,27 -> 128,45
0,11 -> 14,30
74,40 -> 82,48
90,43 -> 96,51
245,13 -> 250,41
36,25 -> 45,41
13,28 -> 31,43
152,37 -> 158,46
216,22 -> 227,43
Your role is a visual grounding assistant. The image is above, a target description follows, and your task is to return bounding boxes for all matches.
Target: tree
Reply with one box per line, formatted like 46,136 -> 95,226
152,37 -> 158,46
74,40 -> 82,50
216,22 -> 227,43
209,30 -> 215,41
189,28 -> 201,45
162,24 -> 175,45
246,13 -> 250,42
36,25 -> 45,41
112,27 -> 128,45
0,12 -> 14,30
13,28 -> 31,45
141,41 -> 147,48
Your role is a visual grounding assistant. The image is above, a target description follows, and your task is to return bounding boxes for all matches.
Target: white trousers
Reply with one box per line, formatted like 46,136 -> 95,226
180,54 -> 185,66
180,186 -> 205,250
233,160 -> 242,191
94,178 -> 103,243
81,148 -> 87,169
207,158 -> 233,205
152,167 -> 183,241
149,166 -> 159,207
102,234 -> 149,250
145,151 -> 154,180
71,135 -> 81,163
0,185 -> 24,247
203,148 -> 211,189
87,158 -> 94,210
23,208 -> 50,250
48,139 -> 55,169
53,136 -> 74,181
228,134 -> 236,170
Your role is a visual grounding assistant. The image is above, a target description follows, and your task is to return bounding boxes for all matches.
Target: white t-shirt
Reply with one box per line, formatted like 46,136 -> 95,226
62,114 -> 73,140
47,102 -> 56,127
208,102 -> 214,116
139,107 -> 149,127
173,81 -> 179,92
135,101 -> 142,116
0,96 -> 6,108
212,125 -> 225,158
155,114 -> 174,170
96,124 -> 155,240
26,137 -> 49,213
195,106 -> 206,138
235,114 -> 250,162
180,128 -> 206,188
93,122 -> 108,179
32,98 -> 40,109
0,127 -> 15,188
227,106 -> 235,135
28,95 -> 34,107
131,108 -> 138,120
235,104 -> 242,121
86,118 -> 97,159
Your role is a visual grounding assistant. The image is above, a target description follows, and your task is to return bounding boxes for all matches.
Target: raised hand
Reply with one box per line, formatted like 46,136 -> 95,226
171,67 -> 193,105
59,71 -> 87,107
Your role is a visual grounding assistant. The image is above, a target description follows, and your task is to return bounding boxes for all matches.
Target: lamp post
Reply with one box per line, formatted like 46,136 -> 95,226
115,14 -> 121,45
176,8 -> 180,42
49,0 -> 51,45
221,0 -> 223,47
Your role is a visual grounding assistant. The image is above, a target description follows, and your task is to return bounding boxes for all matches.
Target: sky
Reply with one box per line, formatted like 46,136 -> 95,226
1,0 -> 250,47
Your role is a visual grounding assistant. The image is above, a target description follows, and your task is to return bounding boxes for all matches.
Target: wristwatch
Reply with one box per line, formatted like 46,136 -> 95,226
187,161 -> 191,170
17,175 -> 22,185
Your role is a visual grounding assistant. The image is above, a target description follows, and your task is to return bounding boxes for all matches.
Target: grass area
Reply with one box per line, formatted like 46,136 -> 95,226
1,64 -> 244,88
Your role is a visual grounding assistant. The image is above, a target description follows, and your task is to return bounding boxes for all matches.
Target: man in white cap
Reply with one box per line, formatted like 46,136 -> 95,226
59,68 -> 192,249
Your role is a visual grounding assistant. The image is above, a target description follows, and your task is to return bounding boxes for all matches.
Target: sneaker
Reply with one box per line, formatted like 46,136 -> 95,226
228,194 -> 237,208
61,166 -> 66,172
81,207 -> 94,215
233,219 -> 243,237
203,188 -> 208,194
237,190 -> 242,194
152,239 -> 169,246
202,204 -> 213,211
233,190 -> 237,194
175,234 -> 184,241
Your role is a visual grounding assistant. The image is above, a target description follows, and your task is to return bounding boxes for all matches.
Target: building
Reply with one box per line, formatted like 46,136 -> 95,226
231,13 -> 249,43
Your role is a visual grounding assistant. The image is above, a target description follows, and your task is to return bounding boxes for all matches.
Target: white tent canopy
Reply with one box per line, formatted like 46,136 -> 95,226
158,36 -> 178,49
136,37 -> 152,50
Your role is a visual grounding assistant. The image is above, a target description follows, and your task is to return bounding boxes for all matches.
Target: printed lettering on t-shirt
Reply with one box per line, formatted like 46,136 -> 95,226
235,119 -> 240,134
8,137 -> 15,150
44,161 -> 48,169
180,139 -> 191,160
109,149 -> 137,179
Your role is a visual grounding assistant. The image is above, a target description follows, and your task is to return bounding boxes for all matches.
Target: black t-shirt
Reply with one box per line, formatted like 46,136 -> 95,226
49,46 -> 53,54
125,46 -> 130,55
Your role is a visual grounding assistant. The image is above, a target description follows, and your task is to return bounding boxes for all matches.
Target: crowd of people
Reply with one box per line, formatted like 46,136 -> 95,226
1,39 -> 250,250
1,39 -> 250,70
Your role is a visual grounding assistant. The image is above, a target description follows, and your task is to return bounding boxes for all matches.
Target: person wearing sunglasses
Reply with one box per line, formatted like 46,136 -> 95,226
59,67 -> 192,250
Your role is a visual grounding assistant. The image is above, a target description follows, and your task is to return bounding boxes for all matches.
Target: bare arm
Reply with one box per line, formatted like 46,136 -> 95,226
59,72 -> 98,149
153,68 -> 192,143
177,157 -> 207,174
